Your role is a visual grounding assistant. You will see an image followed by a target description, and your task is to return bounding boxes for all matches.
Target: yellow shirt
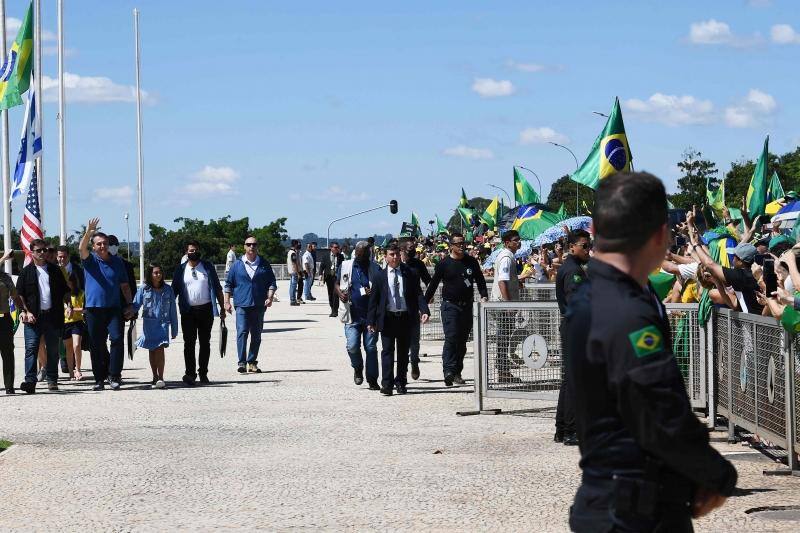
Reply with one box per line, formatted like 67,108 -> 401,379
680,280 -> 701,304
65,291 -> 85,324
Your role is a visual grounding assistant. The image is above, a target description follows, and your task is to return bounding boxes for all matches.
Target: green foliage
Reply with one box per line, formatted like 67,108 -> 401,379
669,148 -> 719,210
0,439 -> 11,451
146,216 -> 288,270
545,175 -> 595,216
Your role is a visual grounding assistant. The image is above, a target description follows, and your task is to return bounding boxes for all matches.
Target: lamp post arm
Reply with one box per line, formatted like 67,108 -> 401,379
516,166 -> 543,203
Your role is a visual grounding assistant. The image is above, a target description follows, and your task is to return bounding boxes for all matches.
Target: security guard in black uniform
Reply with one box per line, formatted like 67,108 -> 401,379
566,172 -> 736,532
554,229 -> 590,446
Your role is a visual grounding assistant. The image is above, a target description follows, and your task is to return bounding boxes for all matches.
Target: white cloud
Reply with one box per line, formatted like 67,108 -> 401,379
41,73 -> 155,104
93,185 -> 133,206
442,145 -> 494,160
724,89 -> 777,128
519,127 -> 569,145
312,185 -> 369,202
624,93 -> 715,126
179,166 -> 240,197
6,17 -> 56,42
471,78 -> 515,98
505,60 -> 563,73
688,19 -> 761,47
771,24 -> 800,44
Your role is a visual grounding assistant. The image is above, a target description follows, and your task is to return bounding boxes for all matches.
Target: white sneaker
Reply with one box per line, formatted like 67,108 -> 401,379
154,380 -> 166,389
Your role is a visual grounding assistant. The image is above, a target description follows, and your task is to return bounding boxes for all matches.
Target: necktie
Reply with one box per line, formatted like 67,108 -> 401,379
393,269 -> 402,310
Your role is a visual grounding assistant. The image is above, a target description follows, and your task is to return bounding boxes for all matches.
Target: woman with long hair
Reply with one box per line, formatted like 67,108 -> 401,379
132,263 -> 178,388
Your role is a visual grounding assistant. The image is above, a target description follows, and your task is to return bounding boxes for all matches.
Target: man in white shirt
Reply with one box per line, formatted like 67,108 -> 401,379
302,243 -> 316,301
225,244 -> 236,276
490,230 -> 523,383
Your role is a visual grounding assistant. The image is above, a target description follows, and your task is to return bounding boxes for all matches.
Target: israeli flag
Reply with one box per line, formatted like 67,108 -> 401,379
10,73 -> 41,202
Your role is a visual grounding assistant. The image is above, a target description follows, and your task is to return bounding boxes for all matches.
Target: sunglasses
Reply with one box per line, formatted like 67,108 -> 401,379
32,248 -> 46,254
244,242 -> 258,247
191,268 -> 198,280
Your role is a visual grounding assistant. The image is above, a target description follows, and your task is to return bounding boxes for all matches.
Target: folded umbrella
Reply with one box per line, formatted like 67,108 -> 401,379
127,319 -> 138,360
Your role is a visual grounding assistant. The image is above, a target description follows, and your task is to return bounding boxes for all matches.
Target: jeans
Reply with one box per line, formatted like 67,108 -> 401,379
236,305 -> 266,366
380,313 -> 411,388
344,321 -> 378,382
0,314 -> 14,390
324,275 -> 339,315
303,272 -> 314,299
84,307 -> 125,384
181,303 -> 214,378
441,300 -> 472,377
408,317 -> 421,365
289,274 -> 298,303
23,313 -> 61,384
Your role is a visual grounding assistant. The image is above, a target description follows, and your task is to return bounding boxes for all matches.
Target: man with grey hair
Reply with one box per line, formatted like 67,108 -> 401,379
335,241 -> 382,389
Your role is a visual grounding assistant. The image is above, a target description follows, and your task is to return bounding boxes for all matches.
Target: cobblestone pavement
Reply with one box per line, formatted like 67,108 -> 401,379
1,298 -> 799,531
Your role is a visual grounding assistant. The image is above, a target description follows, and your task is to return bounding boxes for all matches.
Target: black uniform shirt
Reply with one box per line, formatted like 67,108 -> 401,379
425,255 -> 488,303
566,258 -> 737,496
404,256 -> 432,287
555,254 -> 587,315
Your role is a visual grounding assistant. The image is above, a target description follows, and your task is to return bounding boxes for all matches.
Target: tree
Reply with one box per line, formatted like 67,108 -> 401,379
545,175 -> 595,216
252,217 -> 289,263
669,148 -> 719,210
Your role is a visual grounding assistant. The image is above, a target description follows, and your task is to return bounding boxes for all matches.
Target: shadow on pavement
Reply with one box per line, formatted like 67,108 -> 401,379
262,327 -> 306,333
266,319 -> 316,324
264,369 -> 331,373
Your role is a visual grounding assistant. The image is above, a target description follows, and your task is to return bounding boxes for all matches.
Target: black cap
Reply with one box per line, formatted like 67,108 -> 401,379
108,235 -> 120,246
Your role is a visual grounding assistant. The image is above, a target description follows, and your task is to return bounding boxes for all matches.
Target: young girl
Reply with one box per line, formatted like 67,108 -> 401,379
133,263 -> 178,389
63,272 -> 85,381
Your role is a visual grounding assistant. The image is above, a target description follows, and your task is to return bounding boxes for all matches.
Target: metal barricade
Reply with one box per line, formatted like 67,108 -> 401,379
664,304 -> 706,409
519,283 -> 556,302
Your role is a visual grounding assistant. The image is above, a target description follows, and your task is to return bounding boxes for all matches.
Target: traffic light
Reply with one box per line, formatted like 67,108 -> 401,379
389,200 -> 398,214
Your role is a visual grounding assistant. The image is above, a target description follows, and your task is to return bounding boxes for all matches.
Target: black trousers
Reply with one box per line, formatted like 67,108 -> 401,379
296,275 -> 304,301
380,312 -> 411,388
555,319 -> 575,434
324,275 -> 339,314
181,303 -> 214,378
441,300 -> 472,377
0,314 -> 14,390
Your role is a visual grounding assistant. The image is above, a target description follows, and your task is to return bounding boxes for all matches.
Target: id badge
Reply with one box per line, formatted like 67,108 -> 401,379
464,278 -> 472,288
360,287 -> 368,296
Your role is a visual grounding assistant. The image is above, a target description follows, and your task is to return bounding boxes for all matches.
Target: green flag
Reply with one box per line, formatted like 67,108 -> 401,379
513,167 -> 540,205
648,271 -> 676,301
706,178 -> 725,220
557,203 -> 567,220
411,212 -> 421,236
768,170 -> 785,202
436,215 -> 448,234
511,205 -> 563,240
457,207 -> 475,225
459,188 -> 469,208
746,136 -> 769,220
480,196 -> 499,227
0,2 -> 34,110
571,97 -> 632,190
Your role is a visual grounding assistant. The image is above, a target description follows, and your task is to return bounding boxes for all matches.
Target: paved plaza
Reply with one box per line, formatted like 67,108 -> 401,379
1,298 -> 799,531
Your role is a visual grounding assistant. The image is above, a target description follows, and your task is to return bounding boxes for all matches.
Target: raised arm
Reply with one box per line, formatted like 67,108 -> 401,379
79,218 -> 100,260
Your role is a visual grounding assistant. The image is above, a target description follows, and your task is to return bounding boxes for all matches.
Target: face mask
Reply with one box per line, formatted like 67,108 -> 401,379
108,245 -> 119,255
187,252 -> 200,262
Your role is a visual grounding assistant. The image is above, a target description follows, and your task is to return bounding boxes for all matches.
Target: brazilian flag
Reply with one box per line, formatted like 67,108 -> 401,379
457,207 -> 475,225
480,196 -> 499,227
0,2 -> 34,110
459,188 -> 469,208
557,203 -> 567,220
436,215 -> 448,234
571,97 -> 632,190
513,167 -> 539,205
746,136 -> 769,220
511,205 -> 563,240
706,178 -> 725,221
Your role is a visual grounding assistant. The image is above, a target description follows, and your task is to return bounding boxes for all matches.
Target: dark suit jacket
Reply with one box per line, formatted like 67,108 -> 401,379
16,262 -> 71,326
319,252 -> 345,280
367,263 -> 430,332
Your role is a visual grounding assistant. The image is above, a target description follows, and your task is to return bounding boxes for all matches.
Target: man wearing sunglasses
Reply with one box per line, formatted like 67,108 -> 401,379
424,232 -> 488,386
490,230 -> 523,384
16,239 -> 72,392
224,237 -> 277,373
554,229 -> 591,446
172,240 -> 226,385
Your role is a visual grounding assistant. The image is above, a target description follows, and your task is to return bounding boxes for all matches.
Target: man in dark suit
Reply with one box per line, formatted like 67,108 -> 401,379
367,242 -> 430,396
319,242 -> 345,317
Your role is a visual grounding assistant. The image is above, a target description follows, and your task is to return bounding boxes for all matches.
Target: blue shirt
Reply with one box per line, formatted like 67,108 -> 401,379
82,252 -> 128,308
349,263 -> 371,323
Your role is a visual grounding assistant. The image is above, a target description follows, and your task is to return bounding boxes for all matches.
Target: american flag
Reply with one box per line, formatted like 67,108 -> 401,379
20,166 -> 43,260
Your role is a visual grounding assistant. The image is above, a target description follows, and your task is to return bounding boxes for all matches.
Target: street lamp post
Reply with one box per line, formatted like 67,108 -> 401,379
486,183 -> 513,208
515,167 -> 543,203
124,212 -> 131,260
548,142 -> 580,215
326,200 -> 398,249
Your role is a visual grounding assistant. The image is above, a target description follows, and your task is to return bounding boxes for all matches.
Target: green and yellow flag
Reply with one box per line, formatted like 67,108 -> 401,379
457,207 -> 475,225
706,178 -> 725,221
513,166 -> 540,205
0,2 -> 34,110
571,97 -> 632,190
459,188 -> 469,208
480,196 -> 499,227
746,136 -> 769,220
768,170 -> 784,202
436,215 -> 448,234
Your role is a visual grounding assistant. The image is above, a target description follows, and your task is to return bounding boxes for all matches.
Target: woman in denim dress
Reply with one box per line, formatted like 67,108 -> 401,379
133,263 -> 178,389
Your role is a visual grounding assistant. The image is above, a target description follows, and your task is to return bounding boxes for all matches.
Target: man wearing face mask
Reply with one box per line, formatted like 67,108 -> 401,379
172,241 -> 226,385
108,235 -> 137,298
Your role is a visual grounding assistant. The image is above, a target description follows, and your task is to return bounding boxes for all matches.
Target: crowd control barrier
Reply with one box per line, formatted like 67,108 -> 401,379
469,301 -> 799,471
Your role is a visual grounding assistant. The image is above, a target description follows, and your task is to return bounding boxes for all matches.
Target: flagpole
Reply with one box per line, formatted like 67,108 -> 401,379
57,0 -> 66,244
133,8 -> 145,285
0,0 -> 11,274
33,0 -> 42,228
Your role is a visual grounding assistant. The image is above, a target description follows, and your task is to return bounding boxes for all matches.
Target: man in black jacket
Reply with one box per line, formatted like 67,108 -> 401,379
319,242 -> 345,317
367,243 -> 430,395
401,242 -> 431,380
567,173 -> 736,531
16,239 -> 71,393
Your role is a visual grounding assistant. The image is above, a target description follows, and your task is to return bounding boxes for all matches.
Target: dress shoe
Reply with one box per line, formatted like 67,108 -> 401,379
308,296 -> 317,301
452,374 -> 466,385
395,384 -> 407,395
354,369 -> 364,386
553,431 -> 564,443
290,301 -> 300,306
444,374 -> 454,387
367,380 -> 380,390
47,382 -> 59,391
380,386 -> 393,396
19,382 -> 35,394
5,388 -> 15,395
329,312 -> 337,317
411,363 -> 420,381
199,375 -> 210,384
182,375 -> 196,387
563,433 -> 579,446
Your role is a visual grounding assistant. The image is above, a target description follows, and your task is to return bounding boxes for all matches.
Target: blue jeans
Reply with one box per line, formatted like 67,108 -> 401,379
344,321 -> 378,381
289,274 -> 298,303
23,314 -> 61,384
303,272 -> 314,299
84,307 -> 125,384
236,305 -> 266,366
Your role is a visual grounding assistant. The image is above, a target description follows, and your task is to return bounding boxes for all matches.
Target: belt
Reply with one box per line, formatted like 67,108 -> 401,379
387,310 -> 408,317
190,302 -> 213,309
444,299 -> 471,307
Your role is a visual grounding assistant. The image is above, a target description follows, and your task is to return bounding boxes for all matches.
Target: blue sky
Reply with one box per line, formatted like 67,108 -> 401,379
6,0 -> 799,240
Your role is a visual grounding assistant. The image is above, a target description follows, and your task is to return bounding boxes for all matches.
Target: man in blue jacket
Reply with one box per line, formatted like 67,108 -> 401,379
224,236 -> 277,373
172,240 -> 226,385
